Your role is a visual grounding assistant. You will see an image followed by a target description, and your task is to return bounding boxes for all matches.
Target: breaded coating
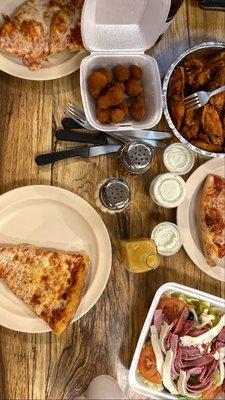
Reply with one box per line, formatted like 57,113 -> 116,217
88,72 -> 108,99
98,87 -> 124,109
125,79 -> 143,97
113,65 -> 130,82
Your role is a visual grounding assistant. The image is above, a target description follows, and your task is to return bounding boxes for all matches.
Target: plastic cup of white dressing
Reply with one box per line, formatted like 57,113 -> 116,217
151,222 -> 182,256
149,173 -> 186,208
163,143 -> 195,175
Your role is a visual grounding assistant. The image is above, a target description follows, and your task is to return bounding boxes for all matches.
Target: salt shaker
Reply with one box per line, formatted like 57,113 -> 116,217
95,178 -> 131,214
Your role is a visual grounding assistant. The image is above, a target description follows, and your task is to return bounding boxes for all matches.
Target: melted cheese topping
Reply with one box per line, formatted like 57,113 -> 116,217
0,0 -> 83,70
0,244 -> 89,330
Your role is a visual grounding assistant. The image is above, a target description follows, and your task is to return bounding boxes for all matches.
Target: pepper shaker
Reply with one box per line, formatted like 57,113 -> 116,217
95,178 -> 131,214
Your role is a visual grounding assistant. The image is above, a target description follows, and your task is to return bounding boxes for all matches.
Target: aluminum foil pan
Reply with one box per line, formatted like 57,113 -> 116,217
162,41 -> 225,159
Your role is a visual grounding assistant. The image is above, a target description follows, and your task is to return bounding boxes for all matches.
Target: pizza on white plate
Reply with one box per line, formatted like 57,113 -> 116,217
0,244 -> 90,335
199,174 -> 225,267
0,0 -> 84,70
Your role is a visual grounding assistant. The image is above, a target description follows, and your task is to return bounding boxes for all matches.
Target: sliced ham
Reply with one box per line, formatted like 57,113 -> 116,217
187,326 -> 210,337
174,347 -> 182,374
218,327 -> 225,343
181,346 -> 203,361
181,320 -> 195,335
215,341 -> 225,350
179,360 -> 219,396
153,309 -> 164,334
173,306 -> 189,335
181,354 -> 215,368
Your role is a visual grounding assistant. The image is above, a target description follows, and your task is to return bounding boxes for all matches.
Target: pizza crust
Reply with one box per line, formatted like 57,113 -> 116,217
199,174 -> 225,267
52,255 -> 89,335
0,244 -> 90,335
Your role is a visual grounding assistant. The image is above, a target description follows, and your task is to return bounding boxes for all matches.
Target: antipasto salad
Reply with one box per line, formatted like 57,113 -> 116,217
138,292 -> 225,399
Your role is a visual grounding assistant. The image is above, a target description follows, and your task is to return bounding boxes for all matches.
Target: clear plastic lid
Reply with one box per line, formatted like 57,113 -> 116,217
81,0 -> 171,53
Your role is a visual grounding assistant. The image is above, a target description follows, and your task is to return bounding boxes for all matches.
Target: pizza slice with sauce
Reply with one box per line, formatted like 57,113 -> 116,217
0,0 -> 84,70
200,174 -> 225,267
0,244 -> 90,335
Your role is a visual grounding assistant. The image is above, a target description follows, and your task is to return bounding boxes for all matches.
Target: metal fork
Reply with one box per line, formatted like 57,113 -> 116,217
65,102 -> 152,147
184,84 -> 225,111
65,103 -> 95,130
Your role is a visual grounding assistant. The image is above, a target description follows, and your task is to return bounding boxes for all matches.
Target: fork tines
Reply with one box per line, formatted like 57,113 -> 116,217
65,102 -> 88,129
184,93 -> 201,111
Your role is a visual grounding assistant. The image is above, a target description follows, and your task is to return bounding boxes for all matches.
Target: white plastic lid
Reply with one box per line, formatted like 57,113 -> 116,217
81,0 -> 171,53
163,143 -> 195,175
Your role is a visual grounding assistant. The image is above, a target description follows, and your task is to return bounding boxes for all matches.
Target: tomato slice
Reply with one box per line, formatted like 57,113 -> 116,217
138,342 -> 162,384
157,296 -> 186,324
202,384 -> 222,400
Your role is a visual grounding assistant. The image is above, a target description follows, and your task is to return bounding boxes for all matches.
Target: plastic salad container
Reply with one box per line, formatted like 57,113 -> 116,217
129,282 -> 225,400
80,0 -> 170,131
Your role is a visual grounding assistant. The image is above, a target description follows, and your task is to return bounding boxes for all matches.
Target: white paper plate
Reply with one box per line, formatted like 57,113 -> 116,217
0,185 -> 112,333
0,0 -> 87,80
177,158 -> 225,282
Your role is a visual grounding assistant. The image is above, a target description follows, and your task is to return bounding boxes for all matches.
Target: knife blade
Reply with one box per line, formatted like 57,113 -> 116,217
56,129 -> 166,148
35,144 -> 121,166
61,118 -> 172,140
120,130 -> 172,140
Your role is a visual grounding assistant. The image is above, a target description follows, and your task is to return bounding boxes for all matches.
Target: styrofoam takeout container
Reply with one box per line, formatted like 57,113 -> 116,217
80,0 -> 171,131
129,282 -> 225,400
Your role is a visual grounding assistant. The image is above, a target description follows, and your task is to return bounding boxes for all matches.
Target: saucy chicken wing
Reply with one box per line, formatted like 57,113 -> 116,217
201,104 -> 224,145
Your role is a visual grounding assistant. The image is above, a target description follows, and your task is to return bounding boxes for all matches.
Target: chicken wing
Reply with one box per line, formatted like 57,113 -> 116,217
191,140 -> 223,152
168,66 -> 185,99
181,109 -> 201,140
201,104 -> 224,145
209,92 -> 225,114
169,98 -> 185,131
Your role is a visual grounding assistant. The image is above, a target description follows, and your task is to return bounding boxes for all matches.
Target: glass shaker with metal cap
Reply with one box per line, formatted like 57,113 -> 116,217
95,178 -> 131,214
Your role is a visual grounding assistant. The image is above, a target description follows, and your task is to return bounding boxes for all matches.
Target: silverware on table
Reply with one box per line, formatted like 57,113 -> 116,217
55,129 -> 166,148
35,144 -> 121,166
65,103 -> 172,146
66,102 -> 154,148
35,138 -> 165,166
184,84 -> 225,111
61,117 -> 172,140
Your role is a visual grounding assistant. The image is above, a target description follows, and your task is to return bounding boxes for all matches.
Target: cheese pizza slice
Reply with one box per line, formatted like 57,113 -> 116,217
0,0 -> 84,70
200,174 -> 225,267
0,244 -> 89,335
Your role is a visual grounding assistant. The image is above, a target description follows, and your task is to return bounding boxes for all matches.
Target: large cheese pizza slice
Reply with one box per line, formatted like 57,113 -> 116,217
0,0 -> 84,70
0,244 -> 90,335
200,174 -> 225,267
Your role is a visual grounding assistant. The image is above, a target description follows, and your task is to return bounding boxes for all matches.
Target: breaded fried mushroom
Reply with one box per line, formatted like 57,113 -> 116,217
111,109 -> 126,123
130,94 -> 145,121
87,71 -> 108,99
117,100 -> 129,116
96,68 -> 113,84
113,65 -> 130,82
112,81 -> 125,93
129,65 -> 143,80
96,107 -> 111,124
125,79 -> 144,97
98,87 -> 124,109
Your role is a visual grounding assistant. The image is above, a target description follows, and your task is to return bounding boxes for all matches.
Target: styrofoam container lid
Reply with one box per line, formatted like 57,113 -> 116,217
81,0 -> 171,53
129,282 -> 225,400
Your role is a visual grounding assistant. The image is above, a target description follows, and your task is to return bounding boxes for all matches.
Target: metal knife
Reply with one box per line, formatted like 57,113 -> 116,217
55,129 -> 167,147
61,118 -> 172,140
35,144 -> 121,166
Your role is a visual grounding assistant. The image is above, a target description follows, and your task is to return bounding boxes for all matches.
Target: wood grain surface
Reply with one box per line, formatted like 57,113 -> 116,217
0,1 -> 225,399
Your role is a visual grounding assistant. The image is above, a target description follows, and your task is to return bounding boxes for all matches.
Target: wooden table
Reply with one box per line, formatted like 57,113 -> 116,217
0,1 -> 225,399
